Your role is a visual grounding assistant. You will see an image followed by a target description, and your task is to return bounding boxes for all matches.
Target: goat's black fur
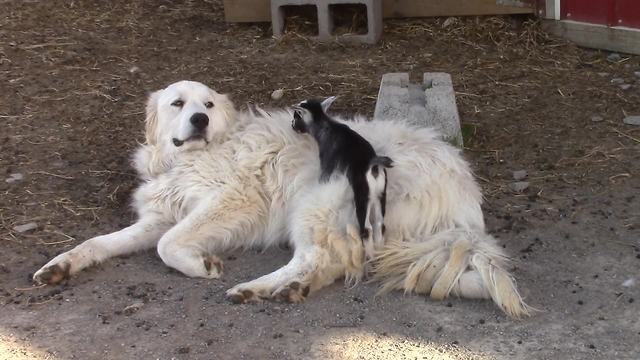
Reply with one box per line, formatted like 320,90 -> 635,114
292,99 -> 393,241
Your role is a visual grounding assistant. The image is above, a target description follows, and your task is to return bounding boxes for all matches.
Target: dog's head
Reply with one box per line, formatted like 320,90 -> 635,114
291,96 -> 337,134
144,80 -> 235,150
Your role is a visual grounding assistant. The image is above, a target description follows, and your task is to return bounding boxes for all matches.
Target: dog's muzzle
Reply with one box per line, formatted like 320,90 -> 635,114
172,134 -> 207,147
172,113 -> 210,147
190,113 -> 209,131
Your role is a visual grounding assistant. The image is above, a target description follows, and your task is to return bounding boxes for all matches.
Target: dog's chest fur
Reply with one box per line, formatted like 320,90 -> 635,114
133,119 -> 319,222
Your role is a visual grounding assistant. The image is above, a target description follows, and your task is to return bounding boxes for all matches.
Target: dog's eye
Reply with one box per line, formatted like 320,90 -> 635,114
205,101 -> 214,109
171,100 -> 184,107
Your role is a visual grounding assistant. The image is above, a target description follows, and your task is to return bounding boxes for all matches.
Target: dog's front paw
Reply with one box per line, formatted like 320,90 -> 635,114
225,286 -> 262,304
33,262 -> 71,285
274,281 -> 310,304
203,255 -> 223,279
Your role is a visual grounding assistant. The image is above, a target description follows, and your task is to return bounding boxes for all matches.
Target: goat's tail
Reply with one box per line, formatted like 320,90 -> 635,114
366,156 -> 393,189
369,156 -> 394,169
371,229 -> 533,318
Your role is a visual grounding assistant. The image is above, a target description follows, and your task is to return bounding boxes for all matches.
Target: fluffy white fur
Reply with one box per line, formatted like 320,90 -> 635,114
33,80 -> 531,317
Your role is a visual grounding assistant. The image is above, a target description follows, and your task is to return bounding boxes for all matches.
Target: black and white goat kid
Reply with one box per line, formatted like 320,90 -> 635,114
291,97 -> 393,263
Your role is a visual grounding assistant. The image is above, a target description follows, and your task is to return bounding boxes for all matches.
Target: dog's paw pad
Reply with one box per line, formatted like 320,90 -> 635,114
33,263 -> 70,285
203,255 -> 223,278
276,281 -> 310,304
226,289 -> 258,304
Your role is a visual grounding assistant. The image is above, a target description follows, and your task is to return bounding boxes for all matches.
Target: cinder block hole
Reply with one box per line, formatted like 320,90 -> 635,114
329,4 -> 368,35
282,5 -> 319,36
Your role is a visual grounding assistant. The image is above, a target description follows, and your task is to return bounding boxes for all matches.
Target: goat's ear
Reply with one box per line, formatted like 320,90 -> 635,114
321,96 -> 337,113
144,90 -> 161,145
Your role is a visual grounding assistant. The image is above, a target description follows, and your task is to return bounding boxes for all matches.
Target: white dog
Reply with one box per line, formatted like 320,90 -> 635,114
33,80 -> 531,317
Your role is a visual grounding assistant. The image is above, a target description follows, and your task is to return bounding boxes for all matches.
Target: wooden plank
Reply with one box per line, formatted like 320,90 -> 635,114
383,0 -> 533,18
223,0 -> 271,22
224,0 -> 534,23
543,19 -> 640,55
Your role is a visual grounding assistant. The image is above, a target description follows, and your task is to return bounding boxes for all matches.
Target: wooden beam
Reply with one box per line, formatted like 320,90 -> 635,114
223,0 -> 534,23
383,0 -> 533,18
543,20 -> 640,55
224,0 -> 271,22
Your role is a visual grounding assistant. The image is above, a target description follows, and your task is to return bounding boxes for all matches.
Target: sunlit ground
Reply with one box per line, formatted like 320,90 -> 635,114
0,334 -> 52,360
0,328 -> 491,360
309,329 -> 491,360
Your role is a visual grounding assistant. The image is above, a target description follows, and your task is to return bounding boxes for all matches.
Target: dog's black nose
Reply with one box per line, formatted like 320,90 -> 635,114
190,113 -> 209,131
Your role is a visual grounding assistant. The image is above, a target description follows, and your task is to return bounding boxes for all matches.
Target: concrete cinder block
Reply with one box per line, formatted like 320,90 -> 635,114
271,0 -> 382,44
373,73 -> 463,147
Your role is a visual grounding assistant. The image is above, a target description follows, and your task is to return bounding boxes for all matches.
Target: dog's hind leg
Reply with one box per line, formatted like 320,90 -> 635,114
33,214 -> 171,284
225,202 -> 328,303
226,223 -> 348,304
225,241 -> 318,304
227,182 -> 364,304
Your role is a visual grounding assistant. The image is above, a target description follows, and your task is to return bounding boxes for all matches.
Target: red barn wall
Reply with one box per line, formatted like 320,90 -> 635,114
561,0 -> 640,28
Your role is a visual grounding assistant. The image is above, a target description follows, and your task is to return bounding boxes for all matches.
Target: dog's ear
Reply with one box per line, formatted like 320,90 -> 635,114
213,91 -> 235,118
144,90 -> 161,145
209,89 -> 237,138
320,96 -> 337,113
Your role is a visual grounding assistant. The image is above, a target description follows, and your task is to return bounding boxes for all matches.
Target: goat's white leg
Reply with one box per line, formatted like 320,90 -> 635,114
362,200 -> 377,262
371,198 -> 385,250
33,214 -> 171,284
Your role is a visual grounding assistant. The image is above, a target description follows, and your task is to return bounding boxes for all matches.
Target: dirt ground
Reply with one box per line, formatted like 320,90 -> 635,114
1,1 -> 639,359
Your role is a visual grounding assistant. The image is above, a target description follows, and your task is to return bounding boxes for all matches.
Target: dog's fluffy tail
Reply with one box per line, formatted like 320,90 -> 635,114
371,229 -> 532,318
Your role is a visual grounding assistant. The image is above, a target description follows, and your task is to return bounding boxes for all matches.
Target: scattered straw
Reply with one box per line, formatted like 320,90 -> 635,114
14,284 -> 47,291
611,128 -> 640,144
31,171 -> 74,180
